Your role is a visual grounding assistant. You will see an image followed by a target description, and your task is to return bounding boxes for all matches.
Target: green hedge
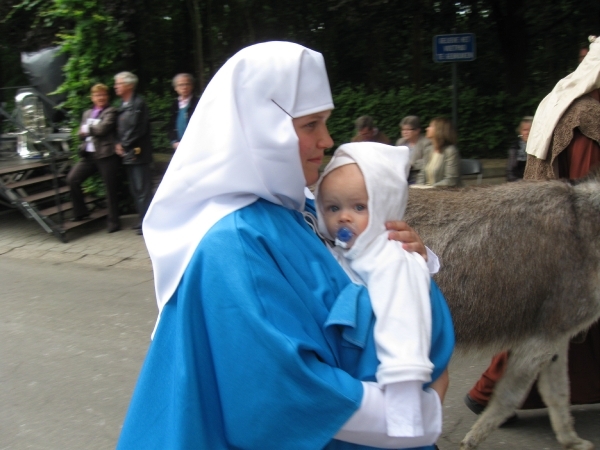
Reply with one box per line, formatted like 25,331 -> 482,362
143,83 -> 543,159
144,79 -> 175,153
326,84 -> 543,158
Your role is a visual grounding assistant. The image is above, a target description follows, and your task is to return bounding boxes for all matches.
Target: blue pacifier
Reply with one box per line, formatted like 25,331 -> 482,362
335,227 -> 354,248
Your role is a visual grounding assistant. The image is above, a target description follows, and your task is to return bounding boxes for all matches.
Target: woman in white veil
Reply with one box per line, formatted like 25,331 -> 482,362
117,41 -> 451,450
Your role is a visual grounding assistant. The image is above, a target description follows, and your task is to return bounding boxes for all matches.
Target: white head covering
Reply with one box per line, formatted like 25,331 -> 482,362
315,142 -> 410,255
144,41 -> 334,314
527,37 -> 600,160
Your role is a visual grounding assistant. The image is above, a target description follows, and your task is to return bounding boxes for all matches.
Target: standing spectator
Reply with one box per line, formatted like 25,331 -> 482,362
396,116 -> 432,183
66,83 -> 121,233
114,71 -> 153,235
168,73 -> 199,151
415,117 -> 461,187
506,116 -> 533,181
351,115 -> 391,144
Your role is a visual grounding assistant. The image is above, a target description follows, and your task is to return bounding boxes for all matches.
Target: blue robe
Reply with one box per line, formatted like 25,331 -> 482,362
117,198 -> 454,449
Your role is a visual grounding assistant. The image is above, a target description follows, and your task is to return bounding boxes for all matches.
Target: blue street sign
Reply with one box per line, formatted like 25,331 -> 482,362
433,33 -> 476,63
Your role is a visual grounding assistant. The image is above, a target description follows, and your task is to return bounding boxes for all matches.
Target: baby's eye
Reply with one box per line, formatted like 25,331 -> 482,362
327,205 -> 339,212
355,204 -> 367,212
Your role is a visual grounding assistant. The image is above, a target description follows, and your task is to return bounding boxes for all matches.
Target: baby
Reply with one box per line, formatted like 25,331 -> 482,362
315,142 -> 435,437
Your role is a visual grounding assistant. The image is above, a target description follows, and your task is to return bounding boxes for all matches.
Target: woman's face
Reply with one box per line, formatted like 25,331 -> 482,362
520,122 -> 531,142
91,90 -> 109,108
293,110 -> 334,186
401,126 -> 420,143
425,122 -> 435,139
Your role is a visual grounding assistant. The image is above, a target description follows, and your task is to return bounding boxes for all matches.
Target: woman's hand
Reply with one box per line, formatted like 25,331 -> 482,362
78,125 -> 89,139
385,221 -> 427,261
430,369 -> 449,403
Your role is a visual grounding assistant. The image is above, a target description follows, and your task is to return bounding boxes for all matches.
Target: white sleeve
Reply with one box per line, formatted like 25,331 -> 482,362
366,249 -> 432,388
425,246 -> 440,274
370,250 -> 434,435
334,381 -> 442,448
349,238 -> 434,435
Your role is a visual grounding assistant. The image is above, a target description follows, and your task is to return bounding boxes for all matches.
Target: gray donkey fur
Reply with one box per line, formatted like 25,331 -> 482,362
404,173 -> 600,450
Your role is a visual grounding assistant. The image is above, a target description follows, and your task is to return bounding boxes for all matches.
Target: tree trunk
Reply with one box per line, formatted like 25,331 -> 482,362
410,0 -> 429,89
205,0 -> 214,80
490,0 -> 528,96
239,0 -> 255,43
187,0 -> 204,91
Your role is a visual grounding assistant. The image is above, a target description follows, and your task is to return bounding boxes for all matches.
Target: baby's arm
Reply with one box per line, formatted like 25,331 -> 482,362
356,239 -> 433,385
351,237 -> 434,437
430,368 -> 450,402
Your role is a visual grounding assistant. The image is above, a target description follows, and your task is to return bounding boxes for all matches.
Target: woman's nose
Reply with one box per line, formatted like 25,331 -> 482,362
319,130 -> 334,150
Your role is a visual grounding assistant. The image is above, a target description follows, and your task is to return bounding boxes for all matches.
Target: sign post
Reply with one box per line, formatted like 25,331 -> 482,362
433,33 -> 476,130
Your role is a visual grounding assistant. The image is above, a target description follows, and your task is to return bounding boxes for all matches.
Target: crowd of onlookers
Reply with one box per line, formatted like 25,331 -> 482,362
72,42 -> 587,235
350,114 -> 461,188
67,72 -> 199,235
72,69 -> 472,237
349,112 -> 544,187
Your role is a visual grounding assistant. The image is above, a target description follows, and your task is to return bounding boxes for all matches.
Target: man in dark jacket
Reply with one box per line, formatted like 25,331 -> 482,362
114,71 -> 153,235
168,73 -> 199,150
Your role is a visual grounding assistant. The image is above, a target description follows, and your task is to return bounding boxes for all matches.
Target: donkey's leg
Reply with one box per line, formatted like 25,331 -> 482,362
460,342 -> 552,450
537,339 -> 594,450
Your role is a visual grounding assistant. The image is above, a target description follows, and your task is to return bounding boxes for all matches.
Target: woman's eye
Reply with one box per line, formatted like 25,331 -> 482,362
305,121 -> 317,129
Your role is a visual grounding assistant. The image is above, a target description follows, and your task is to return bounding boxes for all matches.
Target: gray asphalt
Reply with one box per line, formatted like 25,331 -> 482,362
1,210 -> 599,450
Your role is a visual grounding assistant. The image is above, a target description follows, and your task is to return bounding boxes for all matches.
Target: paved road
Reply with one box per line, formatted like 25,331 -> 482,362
1,256 -> 156,450
1,210 -> 599,450
0,210 -> 152,271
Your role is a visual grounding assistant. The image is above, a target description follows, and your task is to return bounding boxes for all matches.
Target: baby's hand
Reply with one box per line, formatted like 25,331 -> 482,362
385,221 -> 427,261
430,369 -> 449,403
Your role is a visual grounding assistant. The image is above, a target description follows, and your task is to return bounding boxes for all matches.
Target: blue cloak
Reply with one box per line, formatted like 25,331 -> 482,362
117,199 -> 454,449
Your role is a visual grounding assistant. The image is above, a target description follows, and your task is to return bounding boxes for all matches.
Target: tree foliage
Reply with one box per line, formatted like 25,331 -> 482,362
1,0 -> 599,156
45,0 -> 131,120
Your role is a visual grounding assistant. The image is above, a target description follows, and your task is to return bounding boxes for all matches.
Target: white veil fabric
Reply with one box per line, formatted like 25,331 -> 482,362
527,38 -> 600,160
143,42 -> 334,314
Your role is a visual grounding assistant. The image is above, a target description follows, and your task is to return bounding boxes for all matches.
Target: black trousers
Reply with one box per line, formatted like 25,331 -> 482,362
66,153 -> 122,229
126,163 -> 153,223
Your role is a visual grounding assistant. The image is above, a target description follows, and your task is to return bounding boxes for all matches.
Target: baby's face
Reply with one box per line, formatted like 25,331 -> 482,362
319,163 -> 369,248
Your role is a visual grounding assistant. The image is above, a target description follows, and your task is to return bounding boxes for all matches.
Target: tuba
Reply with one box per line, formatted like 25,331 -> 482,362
15,88 -> 49,158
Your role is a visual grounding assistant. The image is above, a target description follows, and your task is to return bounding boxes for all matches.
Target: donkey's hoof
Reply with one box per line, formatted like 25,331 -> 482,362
459,438 -> 478,450
564,438 -> 594,450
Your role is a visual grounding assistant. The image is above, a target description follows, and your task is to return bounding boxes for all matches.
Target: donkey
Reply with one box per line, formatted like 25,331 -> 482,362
404,173 -> 600,450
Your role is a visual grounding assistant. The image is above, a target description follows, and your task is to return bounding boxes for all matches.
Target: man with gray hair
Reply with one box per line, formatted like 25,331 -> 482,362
114,71 -> 153,235
168,73 -> 199,150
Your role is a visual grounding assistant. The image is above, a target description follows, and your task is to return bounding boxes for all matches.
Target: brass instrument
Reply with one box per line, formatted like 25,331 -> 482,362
15,88 -> 49,158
